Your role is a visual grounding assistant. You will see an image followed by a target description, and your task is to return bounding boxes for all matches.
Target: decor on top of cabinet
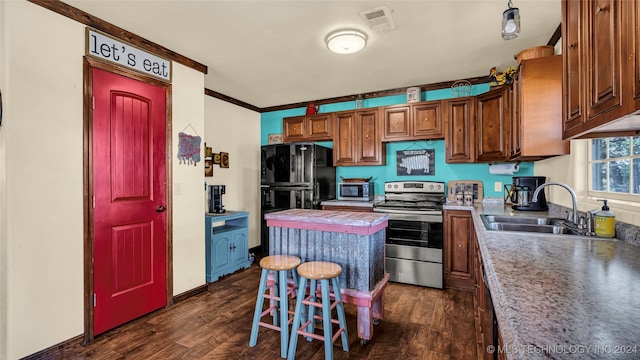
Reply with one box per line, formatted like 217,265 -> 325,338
488,66 -> 516,87
451,80 -> 472,98
396,146 -> 435,176
306,104 -> 320,115
177,124 -> 201,166
406,87 -> 421,103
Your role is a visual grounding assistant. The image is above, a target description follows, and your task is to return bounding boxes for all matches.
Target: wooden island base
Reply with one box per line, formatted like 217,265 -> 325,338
341,273 -> 389,342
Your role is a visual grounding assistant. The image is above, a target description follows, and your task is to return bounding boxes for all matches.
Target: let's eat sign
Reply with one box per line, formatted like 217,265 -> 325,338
86,28 -> 172,82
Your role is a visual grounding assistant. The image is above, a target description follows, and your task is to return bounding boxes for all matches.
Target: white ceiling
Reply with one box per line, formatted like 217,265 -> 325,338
66,0 -> 561,109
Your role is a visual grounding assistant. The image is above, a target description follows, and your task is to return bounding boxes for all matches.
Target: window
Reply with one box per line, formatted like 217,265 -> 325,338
588,137 -> 640,201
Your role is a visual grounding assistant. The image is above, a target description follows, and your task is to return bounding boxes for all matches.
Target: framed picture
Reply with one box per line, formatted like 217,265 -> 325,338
396,149 -> 435,176
213,153 -> 221,165
220,152 -> 229,168
204,159 -> 213,177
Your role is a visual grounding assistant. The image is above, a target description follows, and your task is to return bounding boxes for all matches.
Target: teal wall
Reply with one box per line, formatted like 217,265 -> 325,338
260,85 -> 534,198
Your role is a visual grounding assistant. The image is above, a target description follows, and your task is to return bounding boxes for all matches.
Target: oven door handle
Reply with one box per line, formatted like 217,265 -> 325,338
373,208 -> 442,222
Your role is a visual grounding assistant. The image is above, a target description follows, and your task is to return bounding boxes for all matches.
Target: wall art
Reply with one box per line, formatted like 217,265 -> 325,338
396,149 -> 435,176
220,152 -> 229,168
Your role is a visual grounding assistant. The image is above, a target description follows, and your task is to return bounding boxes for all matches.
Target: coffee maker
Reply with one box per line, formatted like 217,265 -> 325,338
510,176 -> 548,211
208,185 -> 226,214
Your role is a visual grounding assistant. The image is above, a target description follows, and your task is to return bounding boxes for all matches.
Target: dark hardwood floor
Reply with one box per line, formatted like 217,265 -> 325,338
36,264 -> 478,359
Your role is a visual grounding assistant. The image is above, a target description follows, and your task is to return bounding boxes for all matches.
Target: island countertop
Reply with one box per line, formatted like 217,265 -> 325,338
445,203 -> 640,359
264,209 -> 388,235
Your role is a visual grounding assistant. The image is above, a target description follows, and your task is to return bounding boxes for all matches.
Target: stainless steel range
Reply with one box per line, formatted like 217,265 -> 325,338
373,181 -> 445,289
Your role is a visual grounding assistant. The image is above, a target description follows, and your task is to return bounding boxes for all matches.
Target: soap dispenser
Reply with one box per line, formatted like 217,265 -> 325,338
594,199 -> 615,238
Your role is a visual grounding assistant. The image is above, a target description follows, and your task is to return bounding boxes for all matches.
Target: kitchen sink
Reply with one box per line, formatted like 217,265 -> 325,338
483,215 -> 552,225
481,215 -> 581,235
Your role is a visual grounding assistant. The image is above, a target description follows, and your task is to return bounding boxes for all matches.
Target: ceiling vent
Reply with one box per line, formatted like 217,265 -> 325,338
359,6 -> 396,32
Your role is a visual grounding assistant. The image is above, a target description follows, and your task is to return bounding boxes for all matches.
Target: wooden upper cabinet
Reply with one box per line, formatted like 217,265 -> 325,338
283,116 -> 306,142
382,105 -> 411,141
445,97 -> 475,163
333,109 -> 385,166
584,0 -> 625,124
512,56 -> 569,160
476,86 -> 510,162
562,0 -> 640,139
511,74 -> 522,157
629,0 -> 640,109
563,0 -> 586,134
382,101 -> 444,141
333,111 -> 358,166
307,113 -> 332,140
282,114 -> 332,142
356,109 -> 385,165
413,101 -> 444,138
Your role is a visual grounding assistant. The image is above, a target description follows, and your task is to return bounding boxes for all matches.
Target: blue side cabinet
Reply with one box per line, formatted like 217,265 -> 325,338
205,211 -> 251,283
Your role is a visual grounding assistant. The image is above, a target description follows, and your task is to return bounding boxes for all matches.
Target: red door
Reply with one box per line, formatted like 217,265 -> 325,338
92,68 -> 167,335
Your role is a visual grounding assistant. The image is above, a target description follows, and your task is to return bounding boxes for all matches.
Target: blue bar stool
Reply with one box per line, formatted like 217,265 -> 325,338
250,255 -> 301,358
288,261 -> 349,360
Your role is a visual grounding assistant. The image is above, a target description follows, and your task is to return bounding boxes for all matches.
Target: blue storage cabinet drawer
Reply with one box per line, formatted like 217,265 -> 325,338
205,211 -> 251,283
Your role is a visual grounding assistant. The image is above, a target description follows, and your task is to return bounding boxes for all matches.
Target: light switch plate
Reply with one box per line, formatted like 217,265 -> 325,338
494,182 -> 502,192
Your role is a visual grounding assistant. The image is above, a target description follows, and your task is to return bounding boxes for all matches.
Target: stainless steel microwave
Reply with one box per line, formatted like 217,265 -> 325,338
337,182 -> 374,201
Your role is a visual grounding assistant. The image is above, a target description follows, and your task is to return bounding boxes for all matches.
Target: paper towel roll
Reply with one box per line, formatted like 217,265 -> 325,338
489,163 -> 519,175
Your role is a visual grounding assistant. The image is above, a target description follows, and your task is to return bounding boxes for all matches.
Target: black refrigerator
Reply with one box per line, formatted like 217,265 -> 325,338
260,143 -> 336,255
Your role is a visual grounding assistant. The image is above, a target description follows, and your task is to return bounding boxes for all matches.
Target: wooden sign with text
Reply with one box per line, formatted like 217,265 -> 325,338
86,28 -> 172,82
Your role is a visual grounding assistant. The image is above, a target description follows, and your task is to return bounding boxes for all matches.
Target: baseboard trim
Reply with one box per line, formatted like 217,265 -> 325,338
172,284 -> 208,304
20,334 -> 84,360
21,285 -> 209,359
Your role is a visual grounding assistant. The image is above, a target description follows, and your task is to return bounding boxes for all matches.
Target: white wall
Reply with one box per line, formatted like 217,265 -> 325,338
171,63 -> 206,294
1,1 -> 206,358
204,97 -> 261,249
4,3 -> 85,358
535,140 -> 640,226
0,0 -> 8,358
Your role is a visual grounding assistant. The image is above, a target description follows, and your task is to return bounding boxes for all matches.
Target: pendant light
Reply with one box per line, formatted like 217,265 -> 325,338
502,0 -> 520,40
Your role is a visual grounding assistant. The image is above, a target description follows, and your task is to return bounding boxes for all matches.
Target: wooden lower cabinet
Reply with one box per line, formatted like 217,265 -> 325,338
445,209 -> 502,359
443,210 -> 475,290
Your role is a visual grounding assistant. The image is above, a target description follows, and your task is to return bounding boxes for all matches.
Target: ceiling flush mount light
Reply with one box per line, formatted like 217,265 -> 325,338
326,29 -> 368,54
502,0 -> 520,40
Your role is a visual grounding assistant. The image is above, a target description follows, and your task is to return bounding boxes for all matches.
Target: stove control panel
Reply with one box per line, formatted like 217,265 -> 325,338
384,181 -> 445,194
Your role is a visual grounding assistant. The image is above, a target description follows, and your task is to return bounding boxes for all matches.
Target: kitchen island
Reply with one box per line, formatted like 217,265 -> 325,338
445,203 -> 640,360
264,209 -> 389,343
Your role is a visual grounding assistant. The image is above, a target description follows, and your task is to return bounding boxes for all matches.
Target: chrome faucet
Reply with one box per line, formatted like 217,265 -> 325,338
532,182 -> 579,225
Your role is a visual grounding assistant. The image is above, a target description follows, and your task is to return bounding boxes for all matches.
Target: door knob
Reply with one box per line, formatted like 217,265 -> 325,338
155,205 -> 167,212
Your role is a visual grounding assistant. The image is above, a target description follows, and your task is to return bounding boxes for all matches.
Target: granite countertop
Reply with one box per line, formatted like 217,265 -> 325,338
445,203 -> 640,359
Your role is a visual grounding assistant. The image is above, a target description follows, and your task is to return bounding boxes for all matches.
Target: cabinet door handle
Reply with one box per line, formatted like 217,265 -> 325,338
569,43 -> 577,49
596,5 -> 609,13
155,205 -> 166,212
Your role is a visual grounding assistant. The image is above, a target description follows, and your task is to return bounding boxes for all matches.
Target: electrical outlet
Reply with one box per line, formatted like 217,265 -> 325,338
494,181 -> 502,192
175,183 -> 182,195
